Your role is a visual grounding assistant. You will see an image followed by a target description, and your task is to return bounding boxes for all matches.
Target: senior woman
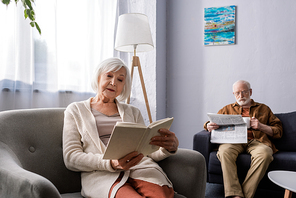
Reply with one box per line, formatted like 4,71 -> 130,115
63,57 -> 179,198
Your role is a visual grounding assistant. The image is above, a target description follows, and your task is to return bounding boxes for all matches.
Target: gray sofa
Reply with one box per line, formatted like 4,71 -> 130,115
193,111 -> 296,194
0,108 -> 206,198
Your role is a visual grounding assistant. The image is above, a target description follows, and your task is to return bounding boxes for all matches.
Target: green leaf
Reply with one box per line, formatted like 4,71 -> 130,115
21,0 -> 26,8
24,9 -> 30,19
2,0 -> 11,5
25,9 -> 35,21
24,9 -> 28,19
25,0 -> 32,10
30,21 -> 35,27
35,22 -> 41,35
29,9 -> 35,21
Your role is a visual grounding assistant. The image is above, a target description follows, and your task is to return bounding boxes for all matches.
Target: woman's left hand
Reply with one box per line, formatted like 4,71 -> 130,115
150,128 -> 179,153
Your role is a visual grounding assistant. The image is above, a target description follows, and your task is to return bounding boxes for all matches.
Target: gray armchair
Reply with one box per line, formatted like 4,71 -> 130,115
0,108 -> 206,198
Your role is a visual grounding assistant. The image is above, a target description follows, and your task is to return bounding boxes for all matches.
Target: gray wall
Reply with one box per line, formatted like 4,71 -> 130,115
156,0 -> 167,120
166,0 -> 296,149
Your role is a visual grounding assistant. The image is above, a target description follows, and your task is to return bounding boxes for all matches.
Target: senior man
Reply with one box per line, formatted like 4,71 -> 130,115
204,80 -> 283,198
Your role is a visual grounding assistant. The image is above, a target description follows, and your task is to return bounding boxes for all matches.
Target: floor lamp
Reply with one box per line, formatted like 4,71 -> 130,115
114,13 -> 154,123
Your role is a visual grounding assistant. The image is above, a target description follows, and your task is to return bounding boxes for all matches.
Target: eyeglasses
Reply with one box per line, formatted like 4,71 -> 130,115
234,90 -> 250,96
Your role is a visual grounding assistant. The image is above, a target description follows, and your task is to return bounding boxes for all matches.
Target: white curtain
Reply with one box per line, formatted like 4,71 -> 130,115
0,0 -> 117,111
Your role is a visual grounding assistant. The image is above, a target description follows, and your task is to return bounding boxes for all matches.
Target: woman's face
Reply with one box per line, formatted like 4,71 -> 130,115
98,67 -> 126,100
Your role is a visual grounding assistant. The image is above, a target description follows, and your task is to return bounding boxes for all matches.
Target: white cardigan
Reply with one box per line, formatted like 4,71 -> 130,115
63,98 -> 175,198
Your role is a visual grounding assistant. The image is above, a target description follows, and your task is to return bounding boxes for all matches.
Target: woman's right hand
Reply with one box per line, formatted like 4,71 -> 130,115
207,122 -> 219,132
111,151 -> 144,170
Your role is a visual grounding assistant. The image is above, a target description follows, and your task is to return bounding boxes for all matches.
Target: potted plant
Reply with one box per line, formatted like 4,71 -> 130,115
1,0 -> 41,34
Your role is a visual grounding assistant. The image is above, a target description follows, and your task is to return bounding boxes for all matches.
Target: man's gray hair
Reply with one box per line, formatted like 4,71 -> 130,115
91,57 -> 131,101
233,80 -> 251,90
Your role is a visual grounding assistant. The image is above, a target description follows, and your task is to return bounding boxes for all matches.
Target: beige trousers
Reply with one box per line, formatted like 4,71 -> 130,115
217,140 -> 273,198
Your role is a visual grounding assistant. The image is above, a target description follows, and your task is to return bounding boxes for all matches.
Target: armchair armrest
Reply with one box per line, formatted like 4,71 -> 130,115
0,142 -> 61,198
193,130 -> 212,164
157,148 -> 206,198
193,130 -> 219,182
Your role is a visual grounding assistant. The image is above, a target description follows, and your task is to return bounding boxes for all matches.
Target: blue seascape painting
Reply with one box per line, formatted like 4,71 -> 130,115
204,5 -> 236,46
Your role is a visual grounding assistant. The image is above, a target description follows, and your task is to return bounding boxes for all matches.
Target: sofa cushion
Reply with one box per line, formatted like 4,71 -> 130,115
273,111 -> 296,152
208,151 -> 252,183
269,151 -> 296,170
208,151 -> 296,183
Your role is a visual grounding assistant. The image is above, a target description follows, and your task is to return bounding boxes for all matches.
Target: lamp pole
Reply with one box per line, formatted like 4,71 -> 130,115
127,45 -> 153,123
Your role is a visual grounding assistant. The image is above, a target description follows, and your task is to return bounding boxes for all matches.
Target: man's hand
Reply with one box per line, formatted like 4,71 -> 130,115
250,117 -> 261,130
111,151 -> 144,170
250,117 -> 273,136
207,122 -> 220,132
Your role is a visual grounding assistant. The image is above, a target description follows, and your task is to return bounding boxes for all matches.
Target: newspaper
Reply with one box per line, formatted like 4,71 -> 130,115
207,113 -> 247,144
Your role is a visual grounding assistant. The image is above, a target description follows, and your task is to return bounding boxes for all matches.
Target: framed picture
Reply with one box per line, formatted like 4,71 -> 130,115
204,5 -> 236,46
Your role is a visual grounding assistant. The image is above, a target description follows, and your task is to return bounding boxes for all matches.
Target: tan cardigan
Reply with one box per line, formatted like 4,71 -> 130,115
63,98 -> 174,198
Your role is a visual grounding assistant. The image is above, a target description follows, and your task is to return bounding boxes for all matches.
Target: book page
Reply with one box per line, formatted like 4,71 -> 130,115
147,117 -> 173,128
102,117 -> 174,159
139,117 -> 174,155
102,124 -> 146,159
114,122 -> 146,128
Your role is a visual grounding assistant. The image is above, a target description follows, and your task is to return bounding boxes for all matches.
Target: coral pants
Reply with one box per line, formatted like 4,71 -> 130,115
109,172 -> 174,198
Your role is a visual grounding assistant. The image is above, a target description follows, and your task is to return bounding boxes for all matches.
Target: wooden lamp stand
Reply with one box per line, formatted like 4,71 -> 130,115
126,55 -> 153,124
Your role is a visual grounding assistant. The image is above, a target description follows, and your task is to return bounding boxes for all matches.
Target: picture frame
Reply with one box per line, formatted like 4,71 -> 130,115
204,5 -> 236,46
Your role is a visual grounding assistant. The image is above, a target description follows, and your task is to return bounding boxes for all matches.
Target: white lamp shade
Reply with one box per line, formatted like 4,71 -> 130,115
115,13 -> 154,53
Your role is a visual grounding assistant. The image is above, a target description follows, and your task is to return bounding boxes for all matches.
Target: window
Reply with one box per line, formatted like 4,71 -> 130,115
0,0 -> 117,110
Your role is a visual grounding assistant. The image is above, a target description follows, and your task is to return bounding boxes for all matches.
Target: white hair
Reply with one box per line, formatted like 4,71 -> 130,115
233,80 -> 251,91
91,57 -> 131,101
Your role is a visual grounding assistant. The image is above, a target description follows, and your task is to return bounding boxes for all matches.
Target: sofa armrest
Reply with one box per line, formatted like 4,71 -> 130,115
193,130 -> 216,163
193,130 -> 219,179
0,142 -> 61,198
157,148 -> 206,198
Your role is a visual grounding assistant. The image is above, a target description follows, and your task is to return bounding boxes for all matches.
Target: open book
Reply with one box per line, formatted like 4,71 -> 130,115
103,117 -> 174,159
207,113 -> 247,144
